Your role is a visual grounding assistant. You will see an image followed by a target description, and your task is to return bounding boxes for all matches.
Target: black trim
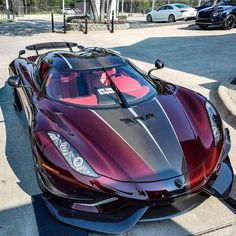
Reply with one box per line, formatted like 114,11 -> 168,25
43,194 -> 148,234
42,192 -> 209,234
204,161 -> 233,199
26,42 -> 78,51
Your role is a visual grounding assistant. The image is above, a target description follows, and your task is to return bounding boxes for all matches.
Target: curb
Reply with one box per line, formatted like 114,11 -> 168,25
218,78 -> 236,203
218,77 -> 236,117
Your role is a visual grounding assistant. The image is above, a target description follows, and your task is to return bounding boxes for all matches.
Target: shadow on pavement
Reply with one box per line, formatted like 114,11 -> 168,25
0,83 -> 88,236
112,34 -> 236,211
112,33 -> 236,130
0,30 -> 236,235
0,84 -> 193,235
178,24 -> 223,31
32,194 -> 88,236
113,33 -> 236,81
0,19 -> 63,37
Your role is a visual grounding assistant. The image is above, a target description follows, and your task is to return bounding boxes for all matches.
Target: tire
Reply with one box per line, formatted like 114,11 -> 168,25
168,14 -> 175,23
198,24 -> 208,29
222,14 -> 236,30
147,14 -> 152,22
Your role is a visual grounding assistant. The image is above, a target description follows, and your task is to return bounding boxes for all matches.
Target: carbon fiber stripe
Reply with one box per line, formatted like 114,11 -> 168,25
93,98 -> 186,180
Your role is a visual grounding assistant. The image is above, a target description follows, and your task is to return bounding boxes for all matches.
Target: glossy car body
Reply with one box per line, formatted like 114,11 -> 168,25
7,42 -> 233,234
146,4 -> 197,23
196,0 -> 236,29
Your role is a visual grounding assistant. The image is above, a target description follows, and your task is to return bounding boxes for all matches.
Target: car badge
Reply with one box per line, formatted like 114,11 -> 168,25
120,113 -> 155,125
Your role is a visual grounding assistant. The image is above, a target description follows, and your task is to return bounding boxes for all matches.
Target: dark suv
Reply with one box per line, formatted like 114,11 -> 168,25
196,0 -> 236,29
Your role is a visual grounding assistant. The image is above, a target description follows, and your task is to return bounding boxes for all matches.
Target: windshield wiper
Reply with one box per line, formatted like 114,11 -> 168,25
103,68 -> 129,108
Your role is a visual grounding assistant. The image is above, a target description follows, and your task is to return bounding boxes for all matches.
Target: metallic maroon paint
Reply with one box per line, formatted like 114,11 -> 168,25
159,87 -> 224,190
33,88 -> 221,188
7,44 -> 233,233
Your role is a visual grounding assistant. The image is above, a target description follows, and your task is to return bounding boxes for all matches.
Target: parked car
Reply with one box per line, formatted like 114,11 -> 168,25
61,7 -> 75,15
7,42 -> 233,234
146,4 -> 197,22
196,0 -> 236,29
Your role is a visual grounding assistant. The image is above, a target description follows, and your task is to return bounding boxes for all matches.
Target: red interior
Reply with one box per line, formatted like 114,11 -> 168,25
47,72 -> 78,99
112,75 -> 150,98
61,95 -> 98,105
48,72 -> 149,105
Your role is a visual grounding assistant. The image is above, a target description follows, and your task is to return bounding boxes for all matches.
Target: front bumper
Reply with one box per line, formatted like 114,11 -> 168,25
195,18 -> 223,26
204,128 -> 233,199
42,192 -> 208,234
38,129 -> 233,233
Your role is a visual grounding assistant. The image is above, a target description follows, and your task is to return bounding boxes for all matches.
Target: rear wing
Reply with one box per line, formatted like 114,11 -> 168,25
19,42 -> 84,57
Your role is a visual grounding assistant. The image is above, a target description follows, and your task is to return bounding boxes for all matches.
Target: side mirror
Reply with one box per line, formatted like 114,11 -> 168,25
148,59 -> 164,77
77,45 -> 85,50
155,59 -> 164,69
18,50 -> 26,58
8,75 -> 20,88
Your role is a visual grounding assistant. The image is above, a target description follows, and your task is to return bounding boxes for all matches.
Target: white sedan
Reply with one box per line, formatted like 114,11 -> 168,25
61,8 -> 75,15
146,4 -> 197,23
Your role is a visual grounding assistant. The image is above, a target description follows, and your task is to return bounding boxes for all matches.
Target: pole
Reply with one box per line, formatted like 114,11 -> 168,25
152,0 -> 155,11
111,10 -> 114,33
24,0 -> 27,14
51,13 -> 55,33
5,0 -> 10,19
116,0 -> 119,16
121,0 -> 124,14
130,0 -> 133,16
63,13 -> 66,34
85,13 -> 88,34
62,0 -> 65,13
83,0 -> 86,15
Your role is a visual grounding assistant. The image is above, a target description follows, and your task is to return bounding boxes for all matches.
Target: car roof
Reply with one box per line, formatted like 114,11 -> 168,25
40,48 -> 126,70
172,3 -> 188,5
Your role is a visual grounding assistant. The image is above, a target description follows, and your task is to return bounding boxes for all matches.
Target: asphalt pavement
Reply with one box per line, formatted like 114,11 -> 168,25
0,15 -> 236,236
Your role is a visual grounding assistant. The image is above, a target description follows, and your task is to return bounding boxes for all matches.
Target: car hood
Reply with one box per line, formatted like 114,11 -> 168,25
36,89 -> 216,184
200,5 -> 233,13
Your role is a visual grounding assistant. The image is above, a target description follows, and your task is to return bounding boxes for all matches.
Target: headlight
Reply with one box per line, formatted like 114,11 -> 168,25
212,11 -> 224,17
48,131 -> 99,177
205,101 -> 222,146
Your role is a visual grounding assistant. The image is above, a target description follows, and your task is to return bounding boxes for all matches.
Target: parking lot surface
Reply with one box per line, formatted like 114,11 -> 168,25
0,16 -> 236,236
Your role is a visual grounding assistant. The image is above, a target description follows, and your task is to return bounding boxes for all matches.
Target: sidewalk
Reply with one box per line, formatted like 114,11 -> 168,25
218,78 -> 236,204
218,78 -> 236,117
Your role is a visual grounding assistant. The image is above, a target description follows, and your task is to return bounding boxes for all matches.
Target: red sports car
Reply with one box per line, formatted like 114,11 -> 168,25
7,42 -> 233,233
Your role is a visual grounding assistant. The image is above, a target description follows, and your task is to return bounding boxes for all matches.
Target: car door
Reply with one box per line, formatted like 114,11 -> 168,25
163,5 -> 173,21
14,63 -> 36,128
152,6 -> 167,21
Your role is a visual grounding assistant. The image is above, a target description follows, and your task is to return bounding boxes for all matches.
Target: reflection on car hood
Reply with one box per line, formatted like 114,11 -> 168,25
38,88 -> 215,184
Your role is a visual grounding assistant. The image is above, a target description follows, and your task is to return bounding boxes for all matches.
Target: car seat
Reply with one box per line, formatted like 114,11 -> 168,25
46,72 -> 78,99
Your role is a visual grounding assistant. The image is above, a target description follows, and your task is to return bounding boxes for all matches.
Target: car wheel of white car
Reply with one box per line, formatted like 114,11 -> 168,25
147,14 -> 152,22
168,14 -> 175,23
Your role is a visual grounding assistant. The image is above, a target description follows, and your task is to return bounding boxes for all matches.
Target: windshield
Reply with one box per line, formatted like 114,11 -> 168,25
217,0 -> 236,5
45,64 -> 156,108
222,0 -> 236,4
174,4 -> 190,8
